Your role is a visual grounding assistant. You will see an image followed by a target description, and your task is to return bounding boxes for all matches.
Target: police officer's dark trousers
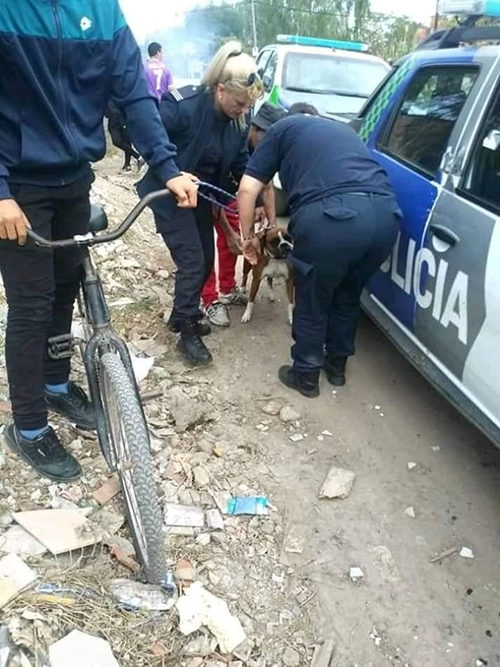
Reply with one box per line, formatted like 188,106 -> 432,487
155,197 -> 215,327
289,193 -> 400,371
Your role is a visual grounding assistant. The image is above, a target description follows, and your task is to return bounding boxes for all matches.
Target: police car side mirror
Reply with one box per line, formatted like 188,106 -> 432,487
483,129 -> 500,151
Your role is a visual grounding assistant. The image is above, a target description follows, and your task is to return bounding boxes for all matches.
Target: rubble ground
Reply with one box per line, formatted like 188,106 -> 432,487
0,152 -> 499,667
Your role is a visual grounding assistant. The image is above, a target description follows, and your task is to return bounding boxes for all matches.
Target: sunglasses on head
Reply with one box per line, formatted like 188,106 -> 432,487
226,50 -> 260,87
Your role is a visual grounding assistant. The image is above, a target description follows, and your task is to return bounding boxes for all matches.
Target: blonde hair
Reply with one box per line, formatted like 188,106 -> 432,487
202,41 -> 264,103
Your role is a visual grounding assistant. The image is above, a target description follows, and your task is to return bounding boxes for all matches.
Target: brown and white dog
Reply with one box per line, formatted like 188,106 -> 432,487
241,226 -> 294,325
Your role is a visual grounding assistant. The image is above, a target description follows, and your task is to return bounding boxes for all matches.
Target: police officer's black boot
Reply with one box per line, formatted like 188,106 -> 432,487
325,356 -> 347,387
167,313 -> 211,337
278,365 -> 320,399
178,320 -> 213,366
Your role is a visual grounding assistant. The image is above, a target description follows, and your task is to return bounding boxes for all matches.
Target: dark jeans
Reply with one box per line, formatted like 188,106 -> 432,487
0,176 -> 92,429
157,198 -> 215,325
289,193 -> 400,371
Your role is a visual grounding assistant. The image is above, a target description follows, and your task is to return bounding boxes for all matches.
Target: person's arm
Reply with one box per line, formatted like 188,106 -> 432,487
238,176 -> 266,265
109,3 -> 196,207
213,205 -> 241,256
262,182 -> 276,226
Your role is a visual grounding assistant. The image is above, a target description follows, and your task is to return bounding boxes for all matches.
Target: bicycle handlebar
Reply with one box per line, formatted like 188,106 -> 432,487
27,182 -> 239,249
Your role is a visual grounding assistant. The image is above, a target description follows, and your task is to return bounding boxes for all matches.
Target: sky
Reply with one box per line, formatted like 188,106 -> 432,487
120,0 -> 439,42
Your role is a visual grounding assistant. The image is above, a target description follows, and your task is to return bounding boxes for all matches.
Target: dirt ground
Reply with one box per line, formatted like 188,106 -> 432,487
1,153 -> 499,667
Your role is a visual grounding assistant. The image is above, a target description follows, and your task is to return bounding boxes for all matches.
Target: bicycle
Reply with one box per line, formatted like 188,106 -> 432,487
28,189 -> 176,585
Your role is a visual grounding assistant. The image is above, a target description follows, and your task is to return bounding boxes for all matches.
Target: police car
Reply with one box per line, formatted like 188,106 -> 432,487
352,0 -> 500,448
255,35 -> 390,214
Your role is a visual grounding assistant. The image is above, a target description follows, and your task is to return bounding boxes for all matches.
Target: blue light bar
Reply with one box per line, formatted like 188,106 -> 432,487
276,34 -> 369,52
440,0 -> 500,16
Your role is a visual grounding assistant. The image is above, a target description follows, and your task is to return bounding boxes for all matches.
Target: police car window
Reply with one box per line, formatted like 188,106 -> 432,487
380,66 -> 478,176
256,50 -> 271,75
462,88 -> 500,212
262,51 -> 278,92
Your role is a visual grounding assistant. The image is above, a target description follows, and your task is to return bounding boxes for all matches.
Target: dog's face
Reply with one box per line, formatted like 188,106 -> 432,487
264,227 -> 294,260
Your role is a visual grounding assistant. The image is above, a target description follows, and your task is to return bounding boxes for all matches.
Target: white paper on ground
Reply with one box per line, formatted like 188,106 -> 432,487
127,345 -> 155,383
0,554 -> 37,609
49,630 -> 120,667
177,581 -> 246,654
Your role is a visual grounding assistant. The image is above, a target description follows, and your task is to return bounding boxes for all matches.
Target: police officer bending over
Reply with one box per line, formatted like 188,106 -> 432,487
238,107 -> 401,397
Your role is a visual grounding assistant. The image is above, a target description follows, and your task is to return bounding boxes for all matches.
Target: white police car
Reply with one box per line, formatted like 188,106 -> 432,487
255,35 -> 390,214
353,0 -> 500,448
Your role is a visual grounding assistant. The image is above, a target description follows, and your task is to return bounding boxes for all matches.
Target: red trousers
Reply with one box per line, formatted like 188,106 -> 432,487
202,202 -> 240,308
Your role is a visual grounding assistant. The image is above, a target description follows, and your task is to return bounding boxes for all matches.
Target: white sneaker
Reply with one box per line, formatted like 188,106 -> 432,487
220,288 -> 248,306
205,301 -> 230,327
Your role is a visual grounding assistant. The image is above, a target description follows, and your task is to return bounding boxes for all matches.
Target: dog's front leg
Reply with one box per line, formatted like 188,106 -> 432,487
242,271 -> 261,323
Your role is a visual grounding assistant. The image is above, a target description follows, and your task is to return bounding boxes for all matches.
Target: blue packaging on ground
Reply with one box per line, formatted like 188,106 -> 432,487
227,496 -> 269,516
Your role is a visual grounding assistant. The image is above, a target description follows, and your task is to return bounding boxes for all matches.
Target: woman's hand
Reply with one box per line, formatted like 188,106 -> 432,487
242,237 -> 261,265
227,231 -> 242,256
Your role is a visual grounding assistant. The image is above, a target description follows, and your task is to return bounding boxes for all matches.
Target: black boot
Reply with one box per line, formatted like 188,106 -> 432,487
178,321 -> 213,366
325,357 -> 347,387
167,314 -> 211,337
278,365 -> 320,398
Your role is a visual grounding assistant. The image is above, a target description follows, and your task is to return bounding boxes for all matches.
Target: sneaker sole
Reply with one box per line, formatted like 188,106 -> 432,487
3,431 -> 82,482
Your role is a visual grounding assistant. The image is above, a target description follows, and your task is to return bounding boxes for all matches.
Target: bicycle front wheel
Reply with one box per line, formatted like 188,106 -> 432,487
99,351 -> 165,584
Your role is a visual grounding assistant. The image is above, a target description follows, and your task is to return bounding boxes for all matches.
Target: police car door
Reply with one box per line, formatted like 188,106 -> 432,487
417,57 -> 500,428
365,60 -> 481,332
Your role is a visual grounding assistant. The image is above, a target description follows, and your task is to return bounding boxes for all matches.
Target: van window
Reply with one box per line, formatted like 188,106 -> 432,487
461,88 -> 500,212
380,66 -> 478,176
262,51 -> 278,92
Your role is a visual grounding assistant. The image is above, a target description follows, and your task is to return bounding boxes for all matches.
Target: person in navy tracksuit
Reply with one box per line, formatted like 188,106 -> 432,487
0,0 -> 197,482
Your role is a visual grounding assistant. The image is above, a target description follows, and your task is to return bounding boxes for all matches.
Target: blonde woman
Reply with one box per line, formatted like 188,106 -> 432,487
138,41 -> 263,366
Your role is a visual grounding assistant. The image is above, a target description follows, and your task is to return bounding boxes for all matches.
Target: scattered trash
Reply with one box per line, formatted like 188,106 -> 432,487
311,639 -> 336,667
282,646 -> 301,667
374,405 -> 381,411
177,581 -> 247,654
110,547 -> 140,575
196,533 -> 211,547
206,509 -> 224,530
0,525 -> 47,557
407,462 -> 417,471
460,546 -> 474,559
321,430 -> 333,437
317,435 -> 324,442
128,346 -> 155,384
369,626 -> 382,648
318,466 -> 355,500
404,506 -> 416,518
212,444 -> 224,458
0,553 -> 37,609
13,509 -> 103,555
175,559 -> 196,584
349,566 -> 364,581
164,503 -> 205,528
280,406 -> 301,423
0,626 -> 13,667
432,445 -> 441,451
227,496 -> 269,516
49,629 -> 120,667
429,546 -> 459,564
92,475 -> 121,506
110,579 -> 177,612
289,434 -> 304,443
213,491 -> 232,515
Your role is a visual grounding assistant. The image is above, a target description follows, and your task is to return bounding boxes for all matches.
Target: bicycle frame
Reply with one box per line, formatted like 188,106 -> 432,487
79,247 -> 143,467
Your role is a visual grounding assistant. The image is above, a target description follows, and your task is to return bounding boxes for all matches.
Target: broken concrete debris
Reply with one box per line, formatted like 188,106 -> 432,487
460,546 -> 475,559
280,405 -> 301,423
349,566 -> 364,582
164,503 -> 205,528
318,466 -> 355,500
404,506 -> 416,518
177,581 -> 246,654
110,579 -> 177,612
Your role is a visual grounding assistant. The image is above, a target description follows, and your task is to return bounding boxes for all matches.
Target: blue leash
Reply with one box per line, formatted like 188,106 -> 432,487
195,181 -> 239,213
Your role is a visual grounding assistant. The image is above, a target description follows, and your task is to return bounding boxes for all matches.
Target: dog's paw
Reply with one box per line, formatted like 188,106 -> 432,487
241,304 -> 254,323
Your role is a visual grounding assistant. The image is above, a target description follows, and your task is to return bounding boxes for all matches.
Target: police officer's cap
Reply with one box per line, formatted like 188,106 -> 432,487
251,103 -> 287,132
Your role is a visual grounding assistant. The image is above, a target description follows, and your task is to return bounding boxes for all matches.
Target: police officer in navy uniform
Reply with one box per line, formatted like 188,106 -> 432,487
238,106 -> 401,397
138,42 -> 264,366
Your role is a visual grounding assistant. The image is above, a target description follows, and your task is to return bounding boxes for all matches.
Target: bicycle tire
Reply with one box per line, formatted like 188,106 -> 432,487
99,351 -> 166,584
